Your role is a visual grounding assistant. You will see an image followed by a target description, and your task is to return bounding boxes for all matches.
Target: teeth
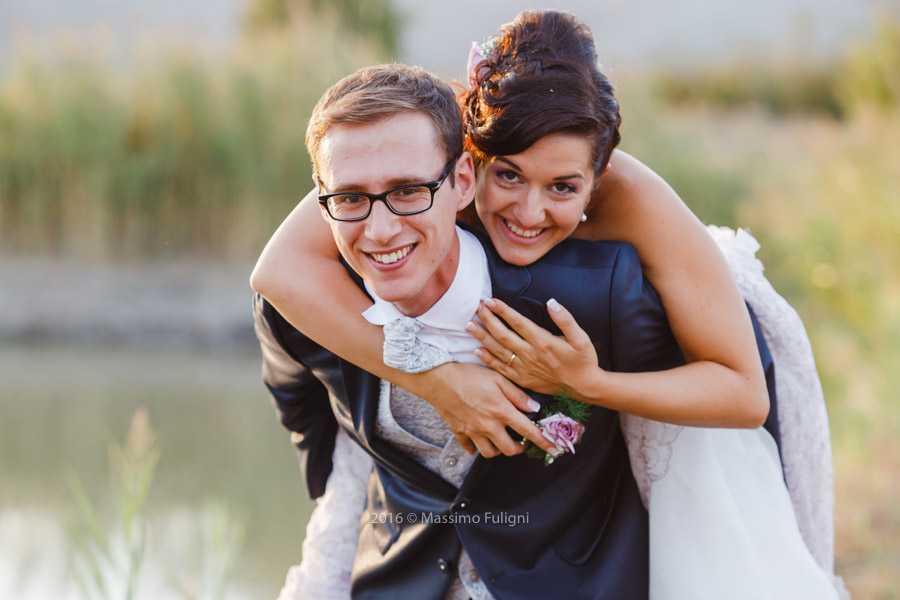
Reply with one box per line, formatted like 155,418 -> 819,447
371,244 -> 412,264
505,220 -> 543,238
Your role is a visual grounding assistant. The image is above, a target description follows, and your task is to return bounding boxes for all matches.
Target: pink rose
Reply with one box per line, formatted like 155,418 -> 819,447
539,413 -> 585,455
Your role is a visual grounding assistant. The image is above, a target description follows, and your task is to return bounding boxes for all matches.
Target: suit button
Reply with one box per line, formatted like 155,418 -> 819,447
437,558 -> 450,573
458,501 -> 468,510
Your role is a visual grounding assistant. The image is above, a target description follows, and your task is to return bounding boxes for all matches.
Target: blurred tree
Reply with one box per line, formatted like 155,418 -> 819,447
836,15 -> 900,115
242,0 -> 402,57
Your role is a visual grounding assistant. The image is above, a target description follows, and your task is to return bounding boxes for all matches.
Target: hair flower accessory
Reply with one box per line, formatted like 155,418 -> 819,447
525,391 -> 591,465
466,36 -> 500,89
466,41 -> 486,88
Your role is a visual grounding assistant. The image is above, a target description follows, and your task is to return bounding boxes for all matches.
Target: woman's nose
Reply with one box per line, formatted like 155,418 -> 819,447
514,186 -> 545,227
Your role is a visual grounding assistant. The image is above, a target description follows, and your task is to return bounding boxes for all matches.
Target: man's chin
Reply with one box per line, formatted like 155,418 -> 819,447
363,276 -> 415,306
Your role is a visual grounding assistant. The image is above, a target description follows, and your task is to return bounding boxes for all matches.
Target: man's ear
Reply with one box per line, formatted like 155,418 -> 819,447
453,152 -> 477,212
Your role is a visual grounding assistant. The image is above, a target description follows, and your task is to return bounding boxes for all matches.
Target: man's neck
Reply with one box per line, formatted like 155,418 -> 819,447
392,230 -> 461,317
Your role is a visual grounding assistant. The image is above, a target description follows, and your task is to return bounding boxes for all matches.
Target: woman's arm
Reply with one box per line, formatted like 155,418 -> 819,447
467,150 -> 769,427
250,190 -> 556,457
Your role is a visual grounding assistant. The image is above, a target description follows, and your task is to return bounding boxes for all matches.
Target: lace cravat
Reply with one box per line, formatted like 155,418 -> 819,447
382,316 -> 454,373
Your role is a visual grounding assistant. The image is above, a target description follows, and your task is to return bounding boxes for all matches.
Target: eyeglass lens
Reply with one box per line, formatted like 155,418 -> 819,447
326,185 -> 433,220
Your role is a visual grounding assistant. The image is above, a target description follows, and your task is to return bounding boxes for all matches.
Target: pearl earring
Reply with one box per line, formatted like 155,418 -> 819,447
580,212 -> 588,223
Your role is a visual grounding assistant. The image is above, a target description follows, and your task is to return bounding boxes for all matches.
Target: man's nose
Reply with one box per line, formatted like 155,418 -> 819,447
514,186 -> 545,227
364,200 -> 403,244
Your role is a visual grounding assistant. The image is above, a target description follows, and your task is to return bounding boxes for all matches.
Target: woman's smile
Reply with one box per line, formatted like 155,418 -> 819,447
503,218 -> 545,239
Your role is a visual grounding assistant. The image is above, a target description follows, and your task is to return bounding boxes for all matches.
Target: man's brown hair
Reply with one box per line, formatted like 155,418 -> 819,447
306,64 -> 463,182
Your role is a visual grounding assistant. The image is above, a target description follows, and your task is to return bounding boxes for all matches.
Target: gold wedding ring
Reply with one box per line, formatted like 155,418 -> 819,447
506,353 -> 517,367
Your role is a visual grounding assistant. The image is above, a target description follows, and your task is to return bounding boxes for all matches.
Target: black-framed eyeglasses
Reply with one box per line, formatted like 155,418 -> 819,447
316,156 -> 457,222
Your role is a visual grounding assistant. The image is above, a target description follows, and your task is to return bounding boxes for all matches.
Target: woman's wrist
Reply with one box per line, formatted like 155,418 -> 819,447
392,365 -> 444,400
567,366 -> 610,406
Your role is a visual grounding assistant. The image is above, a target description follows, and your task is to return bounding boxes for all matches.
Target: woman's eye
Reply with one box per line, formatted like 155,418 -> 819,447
553,182 -> 576,194
497,170 -> 520,183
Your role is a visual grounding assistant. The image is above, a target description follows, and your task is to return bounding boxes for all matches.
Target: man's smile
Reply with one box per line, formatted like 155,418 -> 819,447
367,243 -> 416,265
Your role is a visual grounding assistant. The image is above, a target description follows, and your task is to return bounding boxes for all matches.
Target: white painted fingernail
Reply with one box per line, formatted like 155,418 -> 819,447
527,399 -> 541,412
547,298 -> 562,313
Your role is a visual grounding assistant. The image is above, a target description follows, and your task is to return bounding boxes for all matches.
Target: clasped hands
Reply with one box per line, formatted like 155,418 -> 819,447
419,297 -> 600,458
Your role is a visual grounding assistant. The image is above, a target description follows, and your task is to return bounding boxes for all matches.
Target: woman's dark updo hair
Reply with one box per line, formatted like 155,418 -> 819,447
461,10 -> 621,179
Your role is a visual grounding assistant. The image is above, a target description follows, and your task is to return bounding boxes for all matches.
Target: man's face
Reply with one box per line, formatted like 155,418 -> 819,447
317,112 -> 474,316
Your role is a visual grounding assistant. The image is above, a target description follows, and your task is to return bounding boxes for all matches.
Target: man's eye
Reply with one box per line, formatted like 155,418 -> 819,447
337,195 -> 366,205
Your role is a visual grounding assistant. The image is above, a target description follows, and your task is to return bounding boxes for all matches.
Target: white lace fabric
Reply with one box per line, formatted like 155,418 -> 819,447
710,225 -> 836,574
621,225 -> 836,577
276,427 -> 372,600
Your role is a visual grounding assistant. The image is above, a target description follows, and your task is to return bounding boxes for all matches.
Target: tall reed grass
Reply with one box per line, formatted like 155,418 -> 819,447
0,16 -> 388,259
68,409 -> 246,599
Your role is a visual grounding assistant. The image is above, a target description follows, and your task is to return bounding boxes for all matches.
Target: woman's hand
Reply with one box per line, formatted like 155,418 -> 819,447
467,298 -> 603,399
415,362 -> 558,458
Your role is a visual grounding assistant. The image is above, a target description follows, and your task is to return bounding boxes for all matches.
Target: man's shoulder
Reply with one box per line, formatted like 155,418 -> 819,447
537,237 -> 639,271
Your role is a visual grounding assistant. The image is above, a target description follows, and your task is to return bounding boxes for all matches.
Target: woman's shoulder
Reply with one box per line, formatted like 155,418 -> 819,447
580,150 -> 714,275
584,151 -> 687,238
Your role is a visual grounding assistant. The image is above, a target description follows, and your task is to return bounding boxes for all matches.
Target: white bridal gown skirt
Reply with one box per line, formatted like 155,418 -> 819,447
648,426 -> 839,600
623,226 -> 847,599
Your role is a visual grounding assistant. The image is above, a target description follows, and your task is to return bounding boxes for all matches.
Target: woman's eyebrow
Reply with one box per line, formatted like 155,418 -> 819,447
495,157 -> 584,181
495,157 -> 522,171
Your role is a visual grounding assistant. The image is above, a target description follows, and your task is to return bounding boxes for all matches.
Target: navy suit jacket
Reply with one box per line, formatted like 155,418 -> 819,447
253,225 -> 778,599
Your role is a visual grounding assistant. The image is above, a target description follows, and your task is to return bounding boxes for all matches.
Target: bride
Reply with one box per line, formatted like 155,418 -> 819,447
252,9 -> 844,599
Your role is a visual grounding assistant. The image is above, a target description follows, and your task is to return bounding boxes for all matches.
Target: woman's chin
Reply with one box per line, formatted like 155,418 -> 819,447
490,236 -> 546,265
499,251 -> 534,266
487,222 -> 556,265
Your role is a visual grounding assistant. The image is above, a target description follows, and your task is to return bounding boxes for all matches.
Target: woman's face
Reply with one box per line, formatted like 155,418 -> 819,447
474,133 -> 595,266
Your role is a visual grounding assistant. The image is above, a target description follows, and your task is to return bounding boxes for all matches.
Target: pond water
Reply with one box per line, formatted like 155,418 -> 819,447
0,344 -> 315,598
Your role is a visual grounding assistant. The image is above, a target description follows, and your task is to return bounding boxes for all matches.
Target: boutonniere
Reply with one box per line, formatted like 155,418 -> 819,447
526,391 -> 591,466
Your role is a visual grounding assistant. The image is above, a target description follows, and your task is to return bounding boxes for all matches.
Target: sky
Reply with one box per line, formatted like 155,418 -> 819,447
0,0 -> 894,76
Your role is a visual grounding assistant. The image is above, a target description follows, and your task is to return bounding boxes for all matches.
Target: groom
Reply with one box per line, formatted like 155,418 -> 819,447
254,63 -> 768,599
